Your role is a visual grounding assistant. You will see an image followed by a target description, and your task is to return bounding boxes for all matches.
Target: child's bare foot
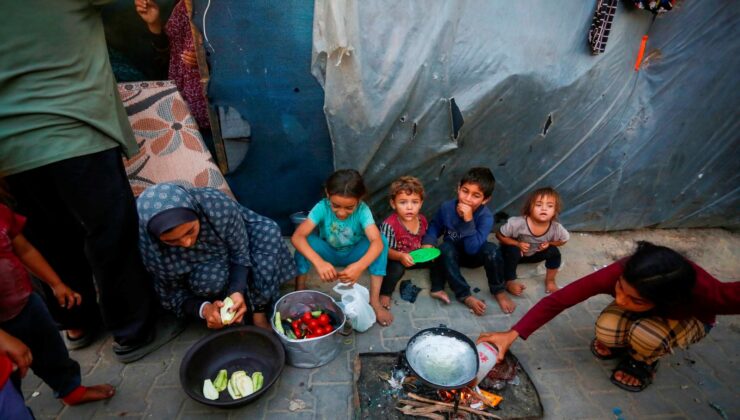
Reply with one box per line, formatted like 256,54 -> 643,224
379,295 -> 392,310
295,276 -> 307,291
494,292 -> 516,314
463,295 -> 487,316
545,279 -> 559,294
64,384 -> 116,405
430,290 -> 451,304
372,304 -> 394,326
505,281 -> 526,296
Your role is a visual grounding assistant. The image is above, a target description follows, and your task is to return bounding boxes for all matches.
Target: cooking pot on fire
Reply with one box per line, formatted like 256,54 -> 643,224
404,325 -> 479,389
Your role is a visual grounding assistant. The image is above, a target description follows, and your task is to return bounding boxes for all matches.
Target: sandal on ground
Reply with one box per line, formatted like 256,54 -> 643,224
610,356 -> 658,392
63,330 -> 96,351
590,338 -> 625,361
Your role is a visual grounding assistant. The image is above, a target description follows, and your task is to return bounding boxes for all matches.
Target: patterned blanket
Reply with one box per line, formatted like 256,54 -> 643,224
118,81 -> 231,197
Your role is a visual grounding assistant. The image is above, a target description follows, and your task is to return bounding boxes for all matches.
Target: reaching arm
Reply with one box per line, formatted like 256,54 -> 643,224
12,234 -> 80,309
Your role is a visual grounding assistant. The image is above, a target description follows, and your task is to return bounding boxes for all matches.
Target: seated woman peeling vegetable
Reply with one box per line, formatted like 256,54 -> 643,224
137,183 -> 297,330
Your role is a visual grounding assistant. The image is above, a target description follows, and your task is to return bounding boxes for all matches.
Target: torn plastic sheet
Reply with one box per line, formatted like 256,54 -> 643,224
312,0 -> 740,230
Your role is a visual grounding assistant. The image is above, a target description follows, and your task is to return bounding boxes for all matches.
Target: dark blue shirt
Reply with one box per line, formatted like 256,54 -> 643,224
422,199 -> 494,255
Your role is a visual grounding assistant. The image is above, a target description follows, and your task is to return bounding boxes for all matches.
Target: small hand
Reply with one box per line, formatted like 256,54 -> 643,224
538,242 -> 550,251
52,283 -> 82,309
181,50 -> 198,68
227,292 -> 247,324
477,330 -> 518,363
457,203 -> 474,222
400,253 -> 415,268
203,301 -> 226,329
134,0 -> 161,25
338,263 -> 362,285
517,241 -> 530,254
0,330 -> 32,378
316,261 -> 338,282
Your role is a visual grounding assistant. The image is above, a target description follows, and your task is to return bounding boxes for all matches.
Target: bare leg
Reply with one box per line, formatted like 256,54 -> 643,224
295,274 -> 307,291
379,295 -> 392,310
430,290 -> 451,304
493,291 -> 516,314
252,312 -> 271,330
545,268 -> 559,294
505,280 -> 526,296
463,295 -> 487,316
370,275 -> 393,326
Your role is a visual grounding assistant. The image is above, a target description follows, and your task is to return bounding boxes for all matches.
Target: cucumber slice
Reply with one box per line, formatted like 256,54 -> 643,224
220,297 -> 235,324
227,376 -> 241,399
274,312 -> 285,334
234,373 -> 254,397
311,310 -> 322,318
203,379 -> 219,400
213,369 -> 228,392
252,372 -> 264,391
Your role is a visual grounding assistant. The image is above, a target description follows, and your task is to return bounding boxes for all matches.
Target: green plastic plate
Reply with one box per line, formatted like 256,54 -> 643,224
409,247 -> 441,263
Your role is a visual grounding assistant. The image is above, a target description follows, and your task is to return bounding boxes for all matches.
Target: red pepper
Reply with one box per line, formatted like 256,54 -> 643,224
318,314 -> 331,326
302,312 -> 313,323
291,319 -> 301,329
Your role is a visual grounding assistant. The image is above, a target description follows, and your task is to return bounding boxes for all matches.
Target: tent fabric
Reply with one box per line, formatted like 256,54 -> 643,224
192,0 -> 334,233
312,0 -> 740,231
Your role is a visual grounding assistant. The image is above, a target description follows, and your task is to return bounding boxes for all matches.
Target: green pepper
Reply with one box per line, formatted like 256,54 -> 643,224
311,310 -> 322,318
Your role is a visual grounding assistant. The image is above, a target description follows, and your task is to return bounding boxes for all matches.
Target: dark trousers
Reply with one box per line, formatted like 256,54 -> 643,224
6,148 -> 156,345
501,244 -> 561,281
1,294 -> 80,398
381,260 -> 434,296
430,241 -> 505,300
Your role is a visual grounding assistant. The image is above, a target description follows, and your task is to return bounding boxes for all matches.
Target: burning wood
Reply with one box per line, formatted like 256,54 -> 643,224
396,392 -> 503,419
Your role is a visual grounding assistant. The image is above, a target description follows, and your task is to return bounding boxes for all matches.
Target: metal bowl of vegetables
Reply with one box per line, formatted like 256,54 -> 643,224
179,326 -> 285,407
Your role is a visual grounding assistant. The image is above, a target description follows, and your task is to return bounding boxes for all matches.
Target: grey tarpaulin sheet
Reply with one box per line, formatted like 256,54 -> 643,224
312,0 -> 740,230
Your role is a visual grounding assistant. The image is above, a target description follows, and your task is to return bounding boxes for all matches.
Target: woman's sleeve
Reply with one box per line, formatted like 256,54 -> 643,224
512,261 -> 623,339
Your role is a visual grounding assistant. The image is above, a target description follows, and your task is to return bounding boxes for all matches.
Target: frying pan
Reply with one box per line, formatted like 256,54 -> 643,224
404,325 -> 479,390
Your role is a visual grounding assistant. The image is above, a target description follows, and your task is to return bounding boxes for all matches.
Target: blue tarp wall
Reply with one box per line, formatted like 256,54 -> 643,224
191,0 -> 738,233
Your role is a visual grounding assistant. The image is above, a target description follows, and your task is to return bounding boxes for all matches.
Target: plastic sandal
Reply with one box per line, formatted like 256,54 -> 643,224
610,356 -> 658,392
590,338 -> 626,361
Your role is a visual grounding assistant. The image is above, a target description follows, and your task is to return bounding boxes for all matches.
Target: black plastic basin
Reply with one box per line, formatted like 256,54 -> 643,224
179,326 -> 285,407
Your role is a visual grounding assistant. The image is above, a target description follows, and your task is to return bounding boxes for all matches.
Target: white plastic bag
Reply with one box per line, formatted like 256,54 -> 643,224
332,283 -> 376,332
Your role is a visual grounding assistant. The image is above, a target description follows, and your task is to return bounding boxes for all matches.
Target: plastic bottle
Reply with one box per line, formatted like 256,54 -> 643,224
475,342 -> 499,384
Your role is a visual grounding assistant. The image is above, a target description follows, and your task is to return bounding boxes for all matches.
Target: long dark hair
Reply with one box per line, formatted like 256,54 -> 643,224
623,241 -> 696,309
324,169 -> 366,199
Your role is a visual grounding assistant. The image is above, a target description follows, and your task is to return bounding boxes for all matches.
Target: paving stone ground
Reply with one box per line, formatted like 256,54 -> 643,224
24,228 -> 739,419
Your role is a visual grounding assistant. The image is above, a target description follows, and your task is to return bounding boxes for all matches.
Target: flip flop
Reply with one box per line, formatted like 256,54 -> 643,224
63,330 -> 96,351
610,357 -> 658,392
590,338 -> 626,361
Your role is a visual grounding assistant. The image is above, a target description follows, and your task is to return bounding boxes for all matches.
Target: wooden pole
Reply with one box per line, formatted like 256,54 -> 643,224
184,0 -> 229,174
